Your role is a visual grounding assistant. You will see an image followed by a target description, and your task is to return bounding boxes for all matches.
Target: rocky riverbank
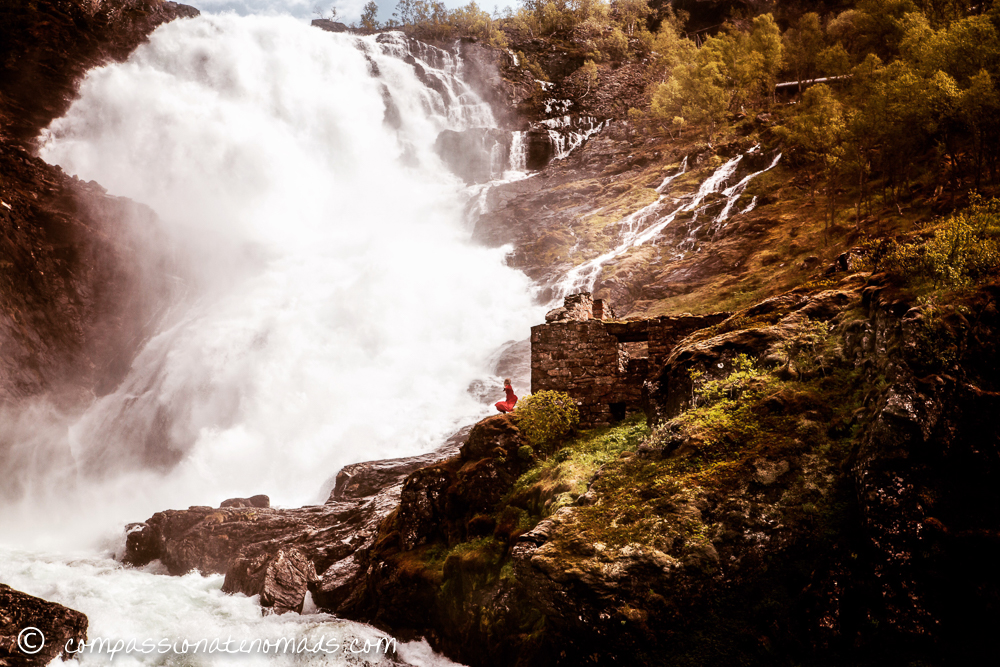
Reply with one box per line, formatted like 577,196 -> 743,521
117,276 -> 1000,666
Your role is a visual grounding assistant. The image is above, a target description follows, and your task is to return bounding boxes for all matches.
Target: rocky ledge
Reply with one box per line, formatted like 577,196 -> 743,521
122,429 -> 468,614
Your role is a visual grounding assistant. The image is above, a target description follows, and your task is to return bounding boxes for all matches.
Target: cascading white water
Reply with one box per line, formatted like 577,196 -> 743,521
508,131 -> 527,172
1,13 -> 541,665
556,148 -> 781,298
542,116 -> 606,161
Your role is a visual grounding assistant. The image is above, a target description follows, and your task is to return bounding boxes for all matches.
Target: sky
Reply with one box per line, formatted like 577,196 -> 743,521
190,0 -> 521,24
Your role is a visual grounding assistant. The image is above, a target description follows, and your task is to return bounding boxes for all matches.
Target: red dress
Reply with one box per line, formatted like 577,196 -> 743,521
495,385 -> 517,413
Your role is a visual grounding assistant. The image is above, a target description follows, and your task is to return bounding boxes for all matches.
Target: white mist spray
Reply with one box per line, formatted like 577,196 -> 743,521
4,14 -> 542,545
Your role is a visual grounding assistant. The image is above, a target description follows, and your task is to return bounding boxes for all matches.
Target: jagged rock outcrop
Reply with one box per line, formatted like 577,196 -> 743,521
317,415 -> 536,650
222,548 -> 318,614
122,433 -> 464,613
0,584 -> 88,666
644,285 -> 860,421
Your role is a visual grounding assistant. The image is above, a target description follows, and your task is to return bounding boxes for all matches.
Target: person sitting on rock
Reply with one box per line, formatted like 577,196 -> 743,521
495,378 -> 517,414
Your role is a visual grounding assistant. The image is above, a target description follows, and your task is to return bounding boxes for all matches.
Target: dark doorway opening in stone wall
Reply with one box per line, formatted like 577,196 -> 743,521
609,401 -> 627,422
623,341 -> 648,359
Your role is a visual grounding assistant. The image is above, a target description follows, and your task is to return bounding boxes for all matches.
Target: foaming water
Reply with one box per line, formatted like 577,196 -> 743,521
3,14 -> 543,545
0,545 -> 460,666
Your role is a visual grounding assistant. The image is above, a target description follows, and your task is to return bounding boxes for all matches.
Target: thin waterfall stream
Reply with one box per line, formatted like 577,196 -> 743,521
556,147 -> 782,299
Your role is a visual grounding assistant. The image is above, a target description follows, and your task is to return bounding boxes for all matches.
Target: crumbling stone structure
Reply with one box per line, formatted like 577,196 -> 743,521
531,293 -> 728,428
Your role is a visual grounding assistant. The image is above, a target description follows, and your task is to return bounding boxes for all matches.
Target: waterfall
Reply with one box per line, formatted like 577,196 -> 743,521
509,131 -> 527,172
1,14 -> 540,664
555,148 -> 781,299
542,116 -> 606,161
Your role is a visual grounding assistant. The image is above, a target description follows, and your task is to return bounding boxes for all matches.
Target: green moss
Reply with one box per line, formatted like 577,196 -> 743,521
508,415 -> 650,519
562,323 -> 866,550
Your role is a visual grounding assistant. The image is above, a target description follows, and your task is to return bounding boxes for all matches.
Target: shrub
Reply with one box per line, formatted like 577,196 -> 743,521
689,353 -> 766,408
514,390 -> 580,454
864,195 -> 1000,287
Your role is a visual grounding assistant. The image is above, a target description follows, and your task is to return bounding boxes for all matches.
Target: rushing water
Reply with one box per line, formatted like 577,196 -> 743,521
2,13 -> 544,665
556,147 -> 782,298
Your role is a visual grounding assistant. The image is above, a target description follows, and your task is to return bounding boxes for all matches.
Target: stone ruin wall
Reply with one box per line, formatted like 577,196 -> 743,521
531,294 -> 728,428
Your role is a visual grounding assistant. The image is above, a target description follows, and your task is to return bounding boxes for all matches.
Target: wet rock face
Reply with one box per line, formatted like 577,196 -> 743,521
0,142 -> 178,405
316,417 -> 529,616
0,0 -> 198,405
458,42 -> 534,129
327,427 -> 468,501
0,584 -> 88,666
390,415 -> 531,551
524,130 -> 556,170
120,437 -> 462,615
222,548 -> 319,614
0,1 -> 200,148
434,128 -> 510,184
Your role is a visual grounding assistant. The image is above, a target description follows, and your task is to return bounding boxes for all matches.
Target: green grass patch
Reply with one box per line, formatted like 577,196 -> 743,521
507,416 -> 650,520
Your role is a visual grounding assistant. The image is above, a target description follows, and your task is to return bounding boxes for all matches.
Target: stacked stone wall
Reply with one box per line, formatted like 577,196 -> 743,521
531,294 -> 728,427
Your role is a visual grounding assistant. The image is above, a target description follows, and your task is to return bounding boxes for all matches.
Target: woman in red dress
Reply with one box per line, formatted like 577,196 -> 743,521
495,378 -> 517,413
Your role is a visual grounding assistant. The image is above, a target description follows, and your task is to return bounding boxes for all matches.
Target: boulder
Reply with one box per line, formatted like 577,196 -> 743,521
0,584 -> 88,666
120,431 -> 464,609
329,431 -> 464,501
311,19 -> 349,32
221,548 -> 318,614
220,495 -> 270,509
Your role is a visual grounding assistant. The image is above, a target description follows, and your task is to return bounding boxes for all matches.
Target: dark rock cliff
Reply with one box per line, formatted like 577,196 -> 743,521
0,0 -> 197,404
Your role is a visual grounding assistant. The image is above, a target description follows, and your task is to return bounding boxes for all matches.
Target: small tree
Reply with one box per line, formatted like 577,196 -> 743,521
313,4 -> 339,20
361,1 -> 381,30
783,12 -> 825,91
776,84 -> 845,233
580,59 -> 599,97
615,0 -> 651,37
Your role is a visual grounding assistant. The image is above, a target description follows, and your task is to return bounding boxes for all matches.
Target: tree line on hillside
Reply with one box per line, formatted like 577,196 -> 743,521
325,0 -> 1000,227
